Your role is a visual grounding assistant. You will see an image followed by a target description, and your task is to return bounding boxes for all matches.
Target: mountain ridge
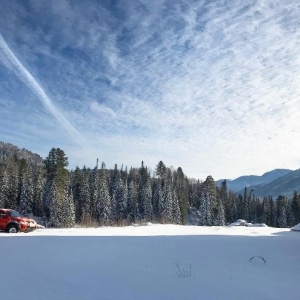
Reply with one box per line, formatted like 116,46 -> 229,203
217,168 -> 300,199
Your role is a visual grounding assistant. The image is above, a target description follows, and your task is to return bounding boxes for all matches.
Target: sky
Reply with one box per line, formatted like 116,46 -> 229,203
0,0 -> 300,181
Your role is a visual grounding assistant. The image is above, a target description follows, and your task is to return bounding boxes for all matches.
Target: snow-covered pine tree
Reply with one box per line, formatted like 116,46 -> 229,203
61,189 -> 75,228
97,162 -> 112,225
80,166 -> 92,225
219,181 -> 228,219
6,159 -> 19,209
143,176 -> 153,221
138,162 -> 153,221
156,161 -> 167,179
251,196 -> 260,223
172,190 -> 182,224
111,164 -> 126,225
227,190 -> 238,223
243,187 -> 250,221
198,187 -> 210,226
152,179 -> 161,221
0,170 -> 9,208
173,167 -> 188,224
269,196 -> 277,227
19,172 -> 33,216
71,166 -> 82,223
188,179 -> 200,208
49,182 -> 62,227
291,191 -> 300,226
32,168 -> 45,217
90,161 -> 100,222
286,199 -> 292,228
127,168 -> 139,222
276,195 -> 287,228
159,170 -> 173,223
45,148 -> 74,227
121,168 -> 128,221
198,176 -> 216,226
214,195 -> 225,226
44,148 -> 62,217
262,197 -> 271,225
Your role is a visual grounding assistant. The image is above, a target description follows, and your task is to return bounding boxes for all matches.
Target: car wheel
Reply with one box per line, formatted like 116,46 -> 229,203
7,225 -> 19,233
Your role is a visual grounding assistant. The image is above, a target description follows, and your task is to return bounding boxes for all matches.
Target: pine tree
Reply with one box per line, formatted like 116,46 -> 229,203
49,182 -> 61,227
45,148 -> 74,227
174,167 -> 188,224
19,172 -> 33,216
89,162 -> 98,221
62,190 -> 75,228
188,179 -> 199,208
152,179 -> 161,220
121,172 -> 128,221
32,168 -> 45,217
80,166 -> 92,224
111,165 -> 126,225
7,160 -> 19,209
71,167 -> 82,223
44,148 -> 68,217
161,177 -> 173,223
269,196 -> 277,227
291,191 -> 300,226
143,176 -> 153,221
97,162 -> 112,225
156,161 -> 167,179
219,181 -> 228,219
286,199 -> 292,228
172,190 -> 182,224
198,182 -> 207,226
198,176 -> 217,226
138,162 -> 153,221
127,177 -> 138,222
227,191 -> 238,223
262,197 -> 271,225
276,195 -> 287,228
214,196 -> 225,226
243,188 -> 250,221
0,170 -> 9,208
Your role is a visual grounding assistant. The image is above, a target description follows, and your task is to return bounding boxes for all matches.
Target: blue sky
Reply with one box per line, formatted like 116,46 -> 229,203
1,0 -> 300,180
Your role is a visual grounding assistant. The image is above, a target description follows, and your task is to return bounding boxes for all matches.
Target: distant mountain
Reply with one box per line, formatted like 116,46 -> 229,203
216,169 -> 292,193
243,169 -> 300,199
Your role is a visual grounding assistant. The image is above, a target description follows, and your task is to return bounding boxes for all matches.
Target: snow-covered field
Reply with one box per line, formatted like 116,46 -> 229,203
1,225 -> 299,300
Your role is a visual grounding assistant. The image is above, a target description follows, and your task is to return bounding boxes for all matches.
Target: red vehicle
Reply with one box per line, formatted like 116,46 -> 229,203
0,209 -> 37,233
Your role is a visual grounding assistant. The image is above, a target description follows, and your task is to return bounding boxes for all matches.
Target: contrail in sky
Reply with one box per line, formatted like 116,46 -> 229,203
0,34 -> 87,150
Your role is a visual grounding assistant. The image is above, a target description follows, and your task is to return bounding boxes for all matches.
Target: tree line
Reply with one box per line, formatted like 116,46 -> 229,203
0,146 -> 299,228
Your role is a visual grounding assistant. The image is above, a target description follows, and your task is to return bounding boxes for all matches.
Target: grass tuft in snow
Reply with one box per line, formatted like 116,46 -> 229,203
174,262 -> 194,278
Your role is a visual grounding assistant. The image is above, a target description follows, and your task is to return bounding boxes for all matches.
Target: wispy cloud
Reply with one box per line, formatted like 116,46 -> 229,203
0,34 -> 87,150
0,0 -> 300,179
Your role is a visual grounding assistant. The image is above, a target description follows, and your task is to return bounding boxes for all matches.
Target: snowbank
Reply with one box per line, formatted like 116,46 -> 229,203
291,223 -> 300,231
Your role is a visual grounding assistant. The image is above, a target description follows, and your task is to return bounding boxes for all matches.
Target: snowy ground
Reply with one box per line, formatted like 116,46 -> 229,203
1,225 -> 299,300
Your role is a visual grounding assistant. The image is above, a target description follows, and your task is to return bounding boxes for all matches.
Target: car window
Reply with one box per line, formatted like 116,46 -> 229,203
10,211 -> 22,217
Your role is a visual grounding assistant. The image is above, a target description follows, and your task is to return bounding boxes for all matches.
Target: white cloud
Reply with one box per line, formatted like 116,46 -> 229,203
1,0 -> 300,179
0,34 -> 88,151
89,101 -> 117,119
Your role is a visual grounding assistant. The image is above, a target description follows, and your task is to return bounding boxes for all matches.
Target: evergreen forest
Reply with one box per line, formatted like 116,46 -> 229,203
0,142 -> 300,228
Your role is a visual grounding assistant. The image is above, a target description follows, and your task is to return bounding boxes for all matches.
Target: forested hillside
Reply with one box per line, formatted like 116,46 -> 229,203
0,142 -> 299,228
216,169 -> 292,192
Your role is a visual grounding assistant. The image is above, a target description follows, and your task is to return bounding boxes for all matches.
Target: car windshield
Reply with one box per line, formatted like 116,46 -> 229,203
9,211 -> 22,218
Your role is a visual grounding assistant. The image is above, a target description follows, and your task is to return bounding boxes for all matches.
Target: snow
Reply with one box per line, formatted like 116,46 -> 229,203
1,225 -> 299,300
251,223 -> 268,227
291,223 -> 300,231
